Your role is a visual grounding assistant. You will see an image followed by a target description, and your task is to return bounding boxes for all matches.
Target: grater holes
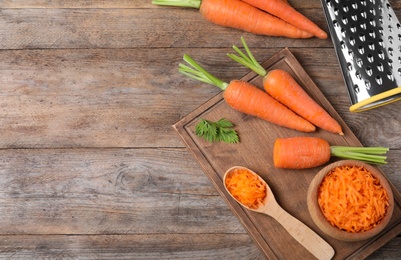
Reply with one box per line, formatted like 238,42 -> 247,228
398,57 -> 401,64
387,72 -> 394,81
334,7 -> 339,16
352,2 -> 358,9
388,47 -> 393,56
364,81 -> 370,90
361,0 -> 367,6
347,62 -> 353,71
398,68 -> 401,76
378,38 -> 384,46
360,22 -> 367,30
369,8 -> 376,16
358,45 -> 365,55
367,54 -> 374,63
342,16 -> 348,25
375,75 -> 383,85
388,35 -> 393,44
378,27 -> 384,36
366,66 -> 373,76
341,28 -> 346,37
356,57 -> 363,67
378,50 -> 385,59
361,11 -> 367,19
349,37 -> 356,46
369,29 -> 376,38
340,40 -> 346,49
351,14 -> 358,22
342,4 -> 349,13
359,33 -> 366,42
368,42 -> 375,50
377,63 -> 384,72
351,24 -> 357,33
388,59 -> 393,68
356,70 -> 362,80
333,20 -> 339,28
354,84 -> 360,93
388,25 -> 393,33
369,19 -> 376,27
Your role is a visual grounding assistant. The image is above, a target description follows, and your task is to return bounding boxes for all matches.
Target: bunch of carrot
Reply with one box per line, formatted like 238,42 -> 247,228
152,0 -> 327,39
179,54 -> 316,132
228,37 -> 343,135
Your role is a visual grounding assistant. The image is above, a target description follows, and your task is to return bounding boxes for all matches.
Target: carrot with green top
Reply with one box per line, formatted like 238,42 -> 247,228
152,0 -> 313,38
228,37 -> 343,135
273,137 -> 388,169
179,54 -> 316,132
241,0 -> 328,39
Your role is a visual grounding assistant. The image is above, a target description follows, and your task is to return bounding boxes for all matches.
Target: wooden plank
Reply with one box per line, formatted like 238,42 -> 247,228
0,8 -> 332,50
0,0 -> 326,9
0,0 -> 399,9
1,47 -> 401,149
0,148 -> 246,235
0,234 -> 399,259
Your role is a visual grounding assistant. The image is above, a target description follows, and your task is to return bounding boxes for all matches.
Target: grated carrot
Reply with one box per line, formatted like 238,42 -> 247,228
318,165 -> 390,233
225,168 -> 267,209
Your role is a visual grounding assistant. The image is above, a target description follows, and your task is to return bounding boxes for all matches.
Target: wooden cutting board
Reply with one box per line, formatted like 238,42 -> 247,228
173,48 -> 401,259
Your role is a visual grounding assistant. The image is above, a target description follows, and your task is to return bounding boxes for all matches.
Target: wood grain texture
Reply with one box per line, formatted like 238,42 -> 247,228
0,0 -> 400,259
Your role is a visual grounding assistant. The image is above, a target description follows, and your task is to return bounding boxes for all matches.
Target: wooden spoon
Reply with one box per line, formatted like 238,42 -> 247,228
223,166 -> 335,260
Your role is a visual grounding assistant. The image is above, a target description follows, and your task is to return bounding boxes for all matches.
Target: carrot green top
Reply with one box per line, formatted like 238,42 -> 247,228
227,37 -> 267,77
179,54 -> 229,91
152,0 -> 201,8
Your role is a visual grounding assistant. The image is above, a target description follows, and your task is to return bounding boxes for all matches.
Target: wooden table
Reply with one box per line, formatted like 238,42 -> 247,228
0,1 -> 400,259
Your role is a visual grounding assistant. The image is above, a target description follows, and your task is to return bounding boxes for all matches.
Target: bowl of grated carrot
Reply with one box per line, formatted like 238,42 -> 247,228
307,160 -> 394,241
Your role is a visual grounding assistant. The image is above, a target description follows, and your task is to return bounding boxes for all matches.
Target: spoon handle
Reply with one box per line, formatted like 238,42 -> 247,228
267,205 -> 335,260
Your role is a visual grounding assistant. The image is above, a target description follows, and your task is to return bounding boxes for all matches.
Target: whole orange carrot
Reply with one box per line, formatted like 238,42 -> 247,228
179,54 -> 316,132
152,0 -> 313,39
228,37 -> 343,135
273,137 -> 388,169
241,0 -> 327,39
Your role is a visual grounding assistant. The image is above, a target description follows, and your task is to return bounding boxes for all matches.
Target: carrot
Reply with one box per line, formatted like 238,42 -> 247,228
152,0 -> 313,38
225,167 -> 267,209
318,165 -> 389,232
228,37 -> 343,135
273,137 -> 388,169
179,54 -> 316,132
241,0 -> 327,39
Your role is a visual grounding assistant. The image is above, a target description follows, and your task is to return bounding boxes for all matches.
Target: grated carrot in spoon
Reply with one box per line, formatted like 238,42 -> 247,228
318,165 -> 390,233
225,168 -> 267,209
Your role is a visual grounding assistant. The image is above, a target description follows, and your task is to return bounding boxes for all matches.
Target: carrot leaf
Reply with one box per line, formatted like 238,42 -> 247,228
151,0 -> 201,8
227,37 -> 266,77
179,54 -> 229,91
195,118 -> 239,143
330,146 -> 389,164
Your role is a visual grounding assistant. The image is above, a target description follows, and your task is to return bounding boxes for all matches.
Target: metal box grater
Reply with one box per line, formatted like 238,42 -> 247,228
320,0 -> 401,112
